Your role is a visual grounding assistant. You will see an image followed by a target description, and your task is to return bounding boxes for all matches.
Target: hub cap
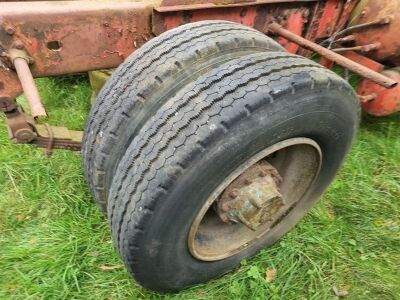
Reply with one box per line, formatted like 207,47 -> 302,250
216,161 -> 284,231
188,138 -> 322,261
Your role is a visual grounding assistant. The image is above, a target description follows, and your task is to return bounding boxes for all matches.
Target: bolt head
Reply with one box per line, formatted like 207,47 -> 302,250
15,128 -> 34,143
229,189 -> 239,199
12,40 -> 25,50
244,178 -> 253,185
221,202 -> 230,212
0,96 -> 16,112
5,26 -> 15,35
259,170 -> 267,177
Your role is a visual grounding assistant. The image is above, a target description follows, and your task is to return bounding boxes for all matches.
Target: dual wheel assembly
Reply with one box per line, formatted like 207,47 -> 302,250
82,21 -> 359,292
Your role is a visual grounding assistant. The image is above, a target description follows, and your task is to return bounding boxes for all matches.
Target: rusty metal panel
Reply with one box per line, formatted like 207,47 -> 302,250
350,0 -> 400,65
153,2 -> 312,53
314,0 -> 343,38
358,68 -> 400,117
268,22 -> 397,89
0,68 -> 21,99
277,8 -> 308,53
156,0 -> 317,12
0,1 -> 153,78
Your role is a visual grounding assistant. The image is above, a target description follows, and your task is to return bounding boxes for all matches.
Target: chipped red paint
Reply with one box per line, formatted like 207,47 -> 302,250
315,0 -> 343,39
358,69 -> 400,116
278,9 -> 307,53
156,0 -> 318,12
0,1 -> 152,100
334,0 -> 359,33
1,0 -> 399,120
153,3 -> 312,54
153,6 -> 259,35
0,2 -> 152,78
343,51 -> 385,73
350,0 -> 400,65
0,68 -> 22,99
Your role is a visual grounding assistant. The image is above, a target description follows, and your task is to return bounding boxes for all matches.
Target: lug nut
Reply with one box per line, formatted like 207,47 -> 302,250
5,26 -> 15,35
244,178 -> 253,185
259,170 -> 267,177
15,128 -> 35,143
14,41 -> 25,50
221,202 -> 230,212
0,96 -> 16,112
229,189 -> 239,199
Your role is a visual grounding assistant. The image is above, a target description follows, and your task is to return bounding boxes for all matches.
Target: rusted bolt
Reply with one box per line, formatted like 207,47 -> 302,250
244,178 -> 253,185
13,41 -> 25,50
5,26 -> 15,35
259,170 -> 267,177
0,96 -> 17,112
15,128 -> 35,143
360,8 -> 370,18
229,189 -> 239,199
358,93 -> 377,103
221,202 -> 230,212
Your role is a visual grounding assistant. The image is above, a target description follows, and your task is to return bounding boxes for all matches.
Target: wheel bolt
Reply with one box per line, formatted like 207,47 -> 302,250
259,170 -> 267,177
221,202 -> 230,212
244,178 -> 252,185
229,189 -> 239,199
14,41 -> 24,50
5,26 -> 15,35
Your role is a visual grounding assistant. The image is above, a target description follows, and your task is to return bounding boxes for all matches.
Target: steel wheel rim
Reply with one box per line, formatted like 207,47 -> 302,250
188,138 -> 322,261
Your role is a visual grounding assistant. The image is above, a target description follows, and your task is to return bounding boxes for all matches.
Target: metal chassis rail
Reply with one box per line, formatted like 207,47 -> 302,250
0,0 -> 396,153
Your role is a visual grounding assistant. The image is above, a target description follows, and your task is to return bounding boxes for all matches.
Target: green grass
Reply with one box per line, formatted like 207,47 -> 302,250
0,76 -> 399,299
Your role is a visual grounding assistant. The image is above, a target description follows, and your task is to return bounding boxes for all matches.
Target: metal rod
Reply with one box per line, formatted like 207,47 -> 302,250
332,43 -> 381,53
267,23 -> 398,89
331,17 -> 391,41
13,57 -> 47,118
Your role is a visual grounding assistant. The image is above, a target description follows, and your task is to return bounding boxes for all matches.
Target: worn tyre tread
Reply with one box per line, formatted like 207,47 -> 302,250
107,52 -> 359,290
82,21 -> 284,211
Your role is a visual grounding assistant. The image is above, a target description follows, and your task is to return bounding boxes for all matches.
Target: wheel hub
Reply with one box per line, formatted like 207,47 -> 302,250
216,162 -> 284,231
188,138 -> 322,261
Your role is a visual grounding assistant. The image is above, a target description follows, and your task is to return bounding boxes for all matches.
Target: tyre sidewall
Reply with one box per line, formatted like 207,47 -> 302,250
124,86 -> 359,291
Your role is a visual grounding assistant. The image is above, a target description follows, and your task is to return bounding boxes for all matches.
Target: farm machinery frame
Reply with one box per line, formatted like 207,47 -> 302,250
1,0 -> 399,292
0,0 -> 399,153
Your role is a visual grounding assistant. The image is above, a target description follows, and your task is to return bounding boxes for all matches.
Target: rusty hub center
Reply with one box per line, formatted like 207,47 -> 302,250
216,161 -> 284,231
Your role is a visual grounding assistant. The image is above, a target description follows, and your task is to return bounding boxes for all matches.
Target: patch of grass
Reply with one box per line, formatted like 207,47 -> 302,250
0,76 -> 399,299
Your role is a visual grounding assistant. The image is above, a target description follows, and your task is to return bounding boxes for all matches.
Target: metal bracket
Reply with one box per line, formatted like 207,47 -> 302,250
1,98 -> 82,154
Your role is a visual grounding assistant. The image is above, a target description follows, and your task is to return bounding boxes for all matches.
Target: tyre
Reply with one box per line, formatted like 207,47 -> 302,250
108,52 -> 360,291
82,21 -> 285,212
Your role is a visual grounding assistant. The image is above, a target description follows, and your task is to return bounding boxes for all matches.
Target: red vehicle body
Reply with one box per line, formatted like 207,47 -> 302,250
0,0 -> 399,292
0,0 -> 399,152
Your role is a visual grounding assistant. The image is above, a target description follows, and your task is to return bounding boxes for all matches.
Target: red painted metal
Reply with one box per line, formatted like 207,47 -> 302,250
315,0 -> 343,39
267,22 -> 398,89
277,9 -> 307,53
343,51 -> 384,73
0,0 -> 398,138
153,6 -> 258,35
335,0 -> 359,33
320,51 -> 385,78
0,1 -> 153,100
0,68 -> 22,100
153,3 -> 311,55
358,68 -> 400,116
298,0 -> 348,57
350,0 -> 400,64
156,0 -> 317,12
